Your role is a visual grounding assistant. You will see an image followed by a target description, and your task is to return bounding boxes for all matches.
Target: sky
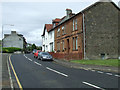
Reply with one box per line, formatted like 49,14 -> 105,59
0,0 -> 119,46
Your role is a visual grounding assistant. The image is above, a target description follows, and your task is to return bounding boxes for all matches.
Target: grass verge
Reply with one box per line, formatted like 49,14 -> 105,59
70,59 -> 120,67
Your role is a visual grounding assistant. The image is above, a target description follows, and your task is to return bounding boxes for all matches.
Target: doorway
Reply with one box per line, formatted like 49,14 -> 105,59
67,39 -> 70,54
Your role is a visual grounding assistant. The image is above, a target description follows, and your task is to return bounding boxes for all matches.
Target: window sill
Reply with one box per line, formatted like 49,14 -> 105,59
72,49 -> 78,51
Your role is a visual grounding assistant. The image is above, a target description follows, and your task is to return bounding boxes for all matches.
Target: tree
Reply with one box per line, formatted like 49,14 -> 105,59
32,44 -> 37,50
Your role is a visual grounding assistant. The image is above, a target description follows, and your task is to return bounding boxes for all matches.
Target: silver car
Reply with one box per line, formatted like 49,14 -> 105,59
38,52 -> 53,61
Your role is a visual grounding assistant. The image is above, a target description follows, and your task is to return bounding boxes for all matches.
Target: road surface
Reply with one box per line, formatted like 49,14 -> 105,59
8,54 -> 119,89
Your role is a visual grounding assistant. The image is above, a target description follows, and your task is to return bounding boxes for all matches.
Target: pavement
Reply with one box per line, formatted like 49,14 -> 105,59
2,53 -> 18,89
53,59 -> 120,74
0,53 -> 2,90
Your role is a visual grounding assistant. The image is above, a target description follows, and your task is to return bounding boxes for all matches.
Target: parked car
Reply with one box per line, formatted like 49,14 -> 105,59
33,49 -> 37,54
34,50 -> 41,58
38,52 -> 53,61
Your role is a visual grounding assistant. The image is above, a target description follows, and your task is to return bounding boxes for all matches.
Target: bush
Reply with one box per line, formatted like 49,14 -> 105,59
2,47 -> 22,53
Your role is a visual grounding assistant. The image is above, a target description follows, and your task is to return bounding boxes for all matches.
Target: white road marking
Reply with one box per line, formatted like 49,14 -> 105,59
97,71 -> 103,74
91,70 -> 95,72
106,73 -> 112,76
84,69 -> 89,71
34,61 -> 42,66
28,58 -> 32,61
7,57 -> 14,89
46,67 -> 68,77
83,81 -> 104,90
24,54 -> 32,61
115,75 -> 120,77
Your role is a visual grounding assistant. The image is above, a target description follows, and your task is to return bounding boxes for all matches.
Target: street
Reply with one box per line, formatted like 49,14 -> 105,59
8,54 -> 119,89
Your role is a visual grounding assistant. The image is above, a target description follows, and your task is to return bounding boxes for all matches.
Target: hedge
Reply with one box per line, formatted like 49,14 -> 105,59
2,47 -> 22,53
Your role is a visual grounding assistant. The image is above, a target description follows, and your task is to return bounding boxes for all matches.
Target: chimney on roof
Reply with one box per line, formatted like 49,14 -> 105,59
66,9 -> 72,17
11,31 -> 16,34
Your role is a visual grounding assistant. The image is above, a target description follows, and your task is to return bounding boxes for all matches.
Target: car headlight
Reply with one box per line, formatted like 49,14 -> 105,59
43,56 -> 47,58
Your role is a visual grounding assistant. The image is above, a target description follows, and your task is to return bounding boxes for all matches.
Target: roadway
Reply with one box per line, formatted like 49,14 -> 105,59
8,54 -> 119,89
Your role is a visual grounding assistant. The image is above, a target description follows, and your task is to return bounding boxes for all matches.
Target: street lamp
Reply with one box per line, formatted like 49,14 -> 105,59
1,24 -> 14,53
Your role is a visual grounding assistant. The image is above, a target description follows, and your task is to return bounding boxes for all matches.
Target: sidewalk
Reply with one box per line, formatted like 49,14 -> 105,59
53,59 -> 119,74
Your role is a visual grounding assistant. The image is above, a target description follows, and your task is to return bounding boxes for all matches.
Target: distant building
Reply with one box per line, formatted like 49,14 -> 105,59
3,31 -> 27,49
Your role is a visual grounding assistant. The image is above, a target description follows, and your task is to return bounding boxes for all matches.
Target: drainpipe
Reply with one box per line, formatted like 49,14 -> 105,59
81,12 -> 86,60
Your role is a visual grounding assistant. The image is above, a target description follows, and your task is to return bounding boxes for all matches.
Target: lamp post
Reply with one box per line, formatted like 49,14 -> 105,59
1,24 -> 14,53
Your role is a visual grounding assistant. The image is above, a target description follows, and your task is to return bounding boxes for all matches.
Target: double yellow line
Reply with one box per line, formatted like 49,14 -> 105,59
9,55 -> 23,90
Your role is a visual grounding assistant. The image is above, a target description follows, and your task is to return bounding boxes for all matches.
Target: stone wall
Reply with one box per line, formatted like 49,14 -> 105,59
85,2 -> 119,59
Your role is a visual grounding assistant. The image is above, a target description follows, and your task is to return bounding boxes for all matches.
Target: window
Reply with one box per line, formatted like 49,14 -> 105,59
73,37 -> 78,50
57,28 -> 60,37
62,26 -> 65,35
75,19 -> 77,30
73,37 -> 75,50
62,24 -> 66,35
73,19 -> 75,31
62,40 -> 64,51
53,23 -> 56,28
75,37 -> 78,50
73,19 -> 77,31
46,45 -> 48,51
57,42 -> 60,52
19,38 -> 21,40
50,43 -> 53,52
49,32 -> 52,39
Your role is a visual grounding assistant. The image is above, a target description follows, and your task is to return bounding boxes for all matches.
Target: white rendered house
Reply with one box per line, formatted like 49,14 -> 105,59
42,24 -> 54,52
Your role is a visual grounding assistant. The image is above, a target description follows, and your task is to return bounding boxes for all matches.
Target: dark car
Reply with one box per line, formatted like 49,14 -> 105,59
34,50 -> 41,58
38,52 -> 53,61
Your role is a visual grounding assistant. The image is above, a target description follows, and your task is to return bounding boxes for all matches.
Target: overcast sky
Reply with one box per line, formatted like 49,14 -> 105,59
0,0 -> 119,46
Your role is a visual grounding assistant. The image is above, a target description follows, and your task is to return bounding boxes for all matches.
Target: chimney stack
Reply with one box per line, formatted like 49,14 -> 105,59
11,31 -> 16,34
66,9 -> 72,17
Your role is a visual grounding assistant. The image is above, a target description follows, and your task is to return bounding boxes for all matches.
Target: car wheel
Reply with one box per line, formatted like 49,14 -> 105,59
41,58 -> 43,61
38,56 -> 40,60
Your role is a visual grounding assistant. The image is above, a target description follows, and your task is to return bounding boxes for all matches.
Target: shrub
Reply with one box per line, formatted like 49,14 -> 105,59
2,47 -> 22,53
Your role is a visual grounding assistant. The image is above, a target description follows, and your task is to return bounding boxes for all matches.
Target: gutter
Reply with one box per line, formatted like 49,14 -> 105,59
81,12 -> 86,60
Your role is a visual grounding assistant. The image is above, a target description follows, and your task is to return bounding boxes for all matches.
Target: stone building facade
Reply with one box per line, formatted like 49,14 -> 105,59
3,31 -> 27,49
84,2 -> 119,59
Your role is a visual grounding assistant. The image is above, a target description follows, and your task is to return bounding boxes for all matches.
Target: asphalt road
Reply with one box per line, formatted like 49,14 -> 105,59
8,54 -> 119,89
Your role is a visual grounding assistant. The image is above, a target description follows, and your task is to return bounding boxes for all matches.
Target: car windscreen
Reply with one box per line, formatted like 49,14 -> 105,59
42,53 -> 49,55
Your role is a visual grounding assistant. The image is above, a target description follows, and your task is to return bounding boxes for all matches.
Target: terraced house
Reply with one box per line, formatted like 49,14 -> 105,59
52,1 -> 120,60
42,18 -> 61,52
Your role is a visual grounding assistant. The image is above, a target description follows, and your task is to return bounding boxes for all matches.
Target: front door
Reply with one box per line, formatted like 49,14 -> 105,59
67,39 -> 70,54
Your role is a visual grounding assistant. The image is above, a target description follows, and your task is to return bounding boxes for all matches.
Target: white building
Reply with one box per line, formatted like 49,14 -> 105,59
3,31 -> 27,49
42,24 -> 54,52
42,18 -> 61,52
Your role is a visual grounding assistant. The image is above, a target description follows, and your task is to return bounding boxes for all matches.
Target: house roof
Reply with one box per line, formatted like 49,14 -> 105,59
42,24 -> 53,36
45,24 -> 53,32
50,0 -> 120,31
52,18 -> 61,23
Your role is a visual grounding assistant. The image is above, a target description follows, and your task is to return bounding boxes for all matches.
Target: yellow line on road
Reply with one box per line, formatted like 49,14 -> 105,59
9,54 -> 23,90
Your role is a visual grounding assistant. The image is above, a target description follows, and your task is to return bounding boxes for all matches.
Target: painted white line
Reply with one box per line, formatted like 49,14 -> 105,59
115,75 -> 120,77
84,69 -> 89,71
83,81 -> 104,90
97,71 -> 103,74
91,70 -> 95,72
34,61 -> 42,66
28,58 -> 32,61
7,57 -> 14,89
46,67 -> 68,77
106,73 -> 112,76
